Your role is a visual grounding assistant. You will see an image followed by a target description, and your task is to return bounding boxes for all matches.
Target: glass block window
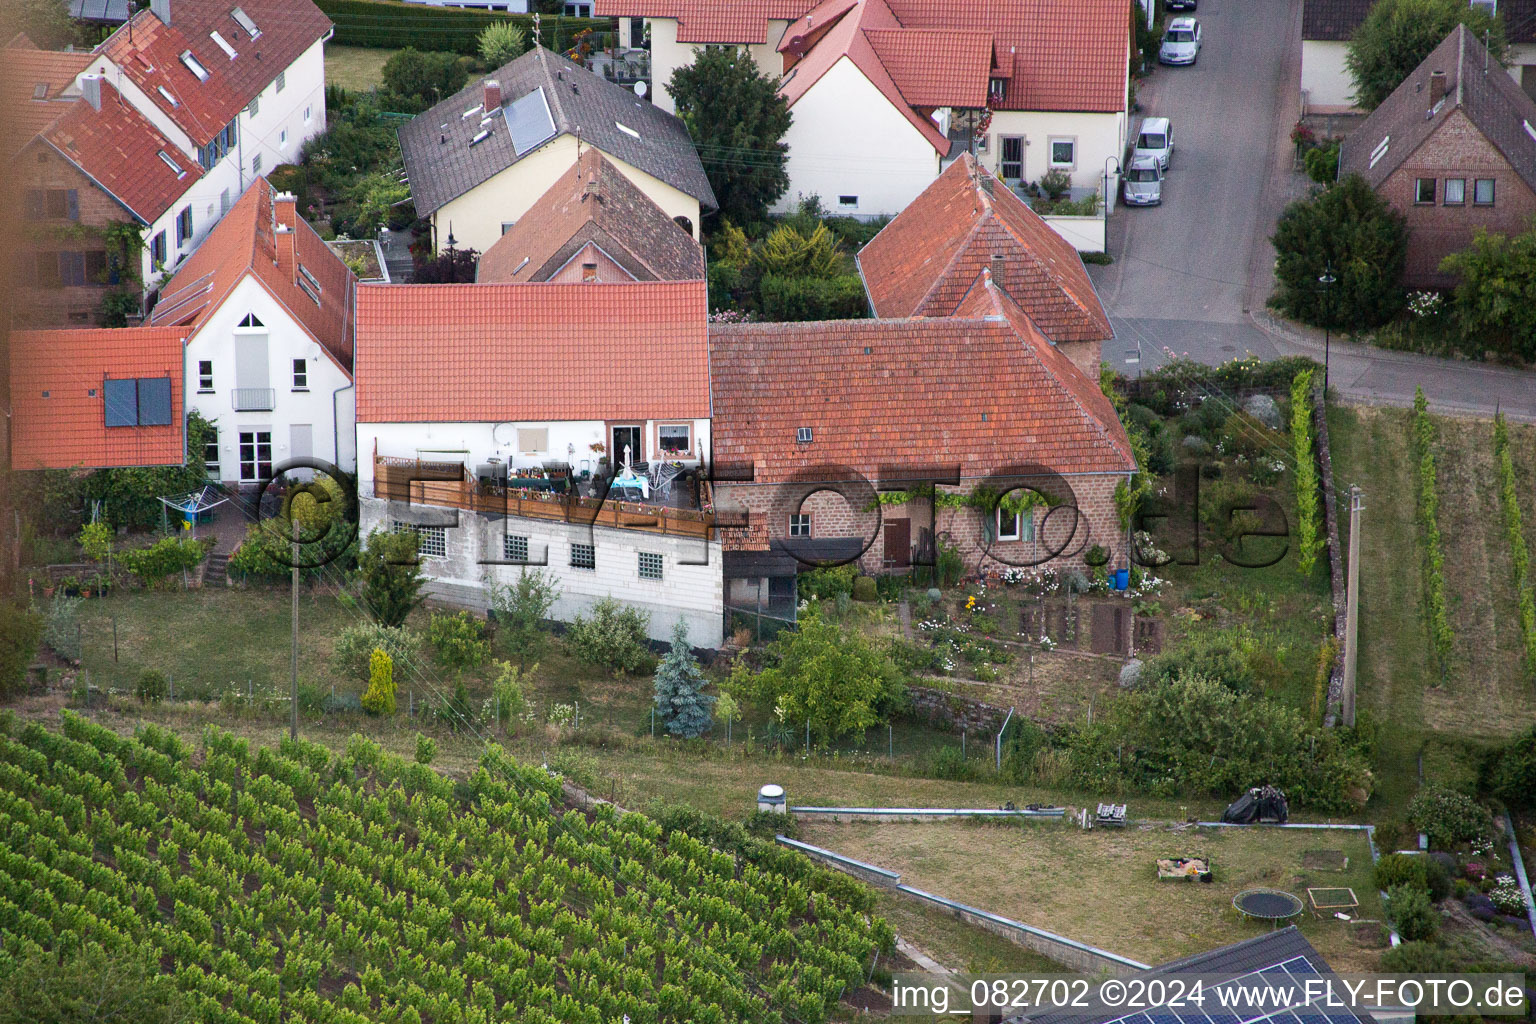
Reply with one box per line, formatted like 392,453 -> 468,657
638,552 -> 663,580
503,534 -> 529,562
571,543 -> 595,571
392,521 -> 445,557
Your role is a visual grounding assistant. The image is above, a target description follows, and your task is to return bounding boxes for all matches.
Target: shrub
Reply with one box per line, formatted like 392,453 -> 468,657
1440,227 -> 1536,366
1375,852 -> 1435,894
1380,940 -> 1455,973
1141,633 -> 1256,694
928,745 -> 979,781
757,273 -> 868,322
381,47 -> 469,107
489,660 -> 532,729
1409,785 -> 1493,847
361,648 -> 397,715
414,733 -> 436,765
42,595 -> 83,662
851,576 -> 878,602
78,521 -> 112,564
116,537 -> 209,586
427,611 -> 491,674
799,565 -> 856,601
0,605 -> 44,700
566,598 -> 652,676
135,669 -> 169,704
1271,174 -> 1407,330
1486,725 -> 1536,809
1386,883 -> 1438,941
1290,370 -> 1323,576
477,19 -> 526,66
356,528 -> 427,627
485,569 -> 560,659
316,0 -> 605,54
333,622 -> 421,681
1304,142 -> 1339,184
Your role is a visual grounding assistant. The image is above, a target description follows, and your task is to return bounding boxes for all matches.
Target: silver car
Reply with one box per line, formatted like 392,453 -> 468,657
1159,17 -> 1201,65
1122,156 -> 1163,206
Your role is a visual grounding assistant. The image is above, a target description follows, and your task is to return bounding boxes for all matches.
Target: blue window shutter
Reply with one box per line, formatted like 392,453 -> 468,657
103,378 -> 138,427
66,189 -> 79,221
137,377 -> 173,426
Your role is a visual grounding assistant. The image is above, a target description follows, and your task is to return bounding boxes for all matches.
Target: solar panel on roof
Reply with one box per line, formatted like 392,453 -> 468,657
507,87 -> 556,155
136,377 -> 172,426
103,378 -> 137,427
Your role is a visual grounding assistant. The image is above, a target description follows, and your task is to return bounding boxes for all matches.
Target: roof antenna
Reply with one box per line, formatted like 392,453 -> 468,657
532,12 -> 541,49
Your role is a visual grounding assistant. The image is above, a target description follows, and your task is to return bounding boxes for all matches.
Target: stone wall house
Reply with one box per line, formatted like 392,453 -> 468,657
1338,25 -> 1536,288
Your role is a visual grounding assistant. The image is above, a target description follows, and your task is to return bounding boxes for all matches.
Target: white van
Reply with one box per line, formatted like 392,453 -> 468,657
1122,155 -> 1164,206
1134,117 -> 1173,173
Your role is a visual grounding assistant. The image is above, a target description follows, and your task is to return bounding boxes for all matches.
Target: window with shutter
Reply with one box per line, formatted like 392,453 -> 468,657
59,252 -> 87,287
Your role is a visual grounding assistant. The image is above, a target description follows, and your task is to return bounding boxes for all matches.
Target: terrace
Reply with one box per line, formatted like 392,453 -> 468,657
372,453 -> 720,539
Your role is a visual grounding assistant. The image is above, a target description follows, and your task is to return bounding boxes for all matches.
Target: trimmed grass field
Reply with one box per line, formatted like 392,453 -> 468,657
324,44 -> 397,92
797,819 -> 1386,971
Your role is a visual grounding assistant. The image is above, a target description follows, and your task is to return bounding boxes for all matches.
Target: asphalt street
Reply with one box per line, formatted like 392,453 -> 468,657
1088,0 -> 1536,421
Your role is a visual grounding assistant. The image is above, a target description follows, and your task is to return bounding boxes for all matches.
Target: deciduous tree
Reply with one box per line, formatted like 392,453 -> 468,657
1345,0 -> 1505,110
356,528 -> 427,627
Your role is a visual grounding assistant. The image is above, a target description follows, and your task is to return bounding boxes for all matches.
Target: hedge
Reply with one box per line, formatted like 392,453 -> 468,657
314,0 -> 610,54
1290,368 -> 1323,576
757,273 -> 868,322
1413,388 -> 1454,674
1493,413 -> 1536,674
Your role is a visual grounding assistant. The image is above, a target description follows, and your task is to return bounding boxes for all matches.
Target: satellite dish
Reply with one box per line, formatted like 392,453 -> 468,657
634,80 -> 648,98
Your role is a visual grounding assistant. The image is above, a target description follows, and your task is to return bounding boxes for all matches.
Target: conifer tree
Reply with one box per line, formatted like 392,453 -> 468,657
653,619 -> 715,738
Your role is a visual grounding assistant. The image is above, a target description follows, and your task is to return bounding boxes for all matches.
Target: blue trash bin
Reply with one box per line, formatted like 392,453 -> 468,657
1112,568 -> 1130,590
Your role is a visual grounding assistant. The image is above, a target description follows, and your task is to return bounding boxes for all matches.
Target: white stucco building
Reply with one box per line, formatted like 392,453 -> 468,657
354,279 -> 723,648
149,180 -> 357,485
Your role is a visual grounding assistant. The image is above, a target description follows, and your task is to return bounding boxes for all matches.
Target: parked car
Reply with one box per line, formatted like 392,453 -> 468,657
1159,17 -> 1201,65
1134,117 -> 1174,173
1167,0 -> 1196,9
1122,155 -> 1164,206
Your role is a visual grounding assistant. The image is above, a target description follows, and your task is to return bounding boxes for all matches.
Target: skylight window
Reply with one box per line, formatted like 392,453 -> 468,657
209,30 -> 237,59
1368,135 -> 1389,169
298,265 -> 322,296
158,150 -> 186,177
615,121 -> 640,139
1526,120 -> 1536,145
231,7 -> 261,39
470,129 -> 491,146
461,104 -> 482,119
158,86 -> 179,107
32,83 -> 48,99
181,51 -> 210,82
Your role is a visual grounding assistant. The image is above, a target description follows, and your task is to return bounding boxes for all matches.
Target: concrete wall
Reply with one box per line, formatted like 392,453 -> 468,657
646,17 -> 791,114
773,56 -> 941,217
982,109 -> 1128,194
1378,108 -> 1536,287
1042,214 -> 1106,254
357,416 -> 712,489
186,275 -> 356,480
1300,40 -> 1357,112
358,494 -> 725,647
432,133 -> 703,255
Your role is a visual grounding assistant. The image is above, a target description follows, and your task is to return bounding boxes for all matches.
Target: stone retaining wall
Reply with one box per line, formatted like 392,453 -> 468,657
1313,383 -> 1348,725
906,685 -> 1011,733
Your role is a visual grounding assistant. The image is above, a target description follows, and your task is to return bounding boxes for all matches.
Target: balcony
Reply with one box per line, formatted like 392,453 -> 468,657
232,387 -> 276,412
373,454 -> 719,539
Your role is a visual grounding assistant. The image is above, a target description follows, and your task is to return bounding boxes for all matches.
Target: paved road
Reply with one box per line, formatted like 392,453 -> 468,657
1090,0 -> 1536,422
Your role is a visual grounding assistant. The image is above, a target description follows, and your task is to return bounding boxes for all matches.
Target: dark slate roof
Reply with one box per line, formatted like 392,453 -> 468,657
477,147 -> 704,282
1016,929 -> 1372,1024
1339,23 -> 1536,194
1301,0 -> 1376,41
1304,0 -> 1536,43
398,46 -> 716,218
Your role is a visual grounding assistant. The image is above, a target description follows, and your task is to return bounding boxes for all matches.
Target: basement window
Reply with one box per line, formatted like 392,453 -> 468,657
838,195 -> 858,208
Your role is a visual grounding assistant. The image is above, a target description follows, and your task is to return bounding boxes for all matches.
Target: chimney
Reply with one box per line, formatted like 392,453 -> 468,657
273,190 -> 297,271
1429,70 -> 1447,106
990,253 -> 1006,290
150,0 -> 171,26
80,73 -> 102,111
484,78 -> 502,111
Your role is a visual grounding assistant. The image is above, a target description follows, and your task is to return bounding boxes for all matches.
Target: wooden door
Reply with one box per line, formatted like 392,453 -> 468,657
883,518 -> 911,569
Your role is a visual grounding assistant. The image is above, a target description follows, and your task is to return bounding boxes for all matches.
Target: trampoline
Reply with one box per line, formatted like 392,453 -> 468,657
1233,888 -> 1304,923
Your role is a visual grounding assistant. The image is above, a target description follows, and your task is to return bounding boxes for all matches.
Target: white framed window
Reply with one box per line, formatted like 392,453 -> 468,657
976,132 -> 989,154
1048,137 -> 1077,168
503,534 -> 528,562
1444,178 -> 1466,205
789,513 -> 811,538
251,153 -> 262,175
392,521 -> 445,558
203,430 -> 220,477
280,128 -> 288,148
181,51 -> 210,82
275,70 -> 286,93
238,429 -> 272,481
658,423 -> 691,455
247,95 -> 259,118
838,195 -> 858,209
996,507 -> 1027,541
239,312 -> 264,328
198,360 -> 214,391
638,551 -> 663,580
1474,178 -> 1496,205
571,543 -> 595,571
292,358 -> 307,390
303,105 -> 312,124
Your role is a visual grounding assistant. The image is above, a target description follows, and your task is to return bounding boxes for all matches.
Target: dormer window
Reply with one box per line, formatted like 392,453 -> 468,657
209,30 -> 237,59
181,51 -> 210,82
231,7 -> 261,40
990,77 -> 1006,100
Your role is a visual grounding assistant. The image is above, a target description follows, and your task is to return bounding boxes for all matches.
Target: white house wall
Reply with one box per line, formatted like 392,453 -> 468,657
647,17 -> 790,115
432,134 -> 704,255
357,417 -> 713,492
239,37 -> 329,187
185,275 -> 356,482
774,56 -> 939,216
357,494 -> 726,648
1300,39 -> 1357,112
978,109 -> 1127,196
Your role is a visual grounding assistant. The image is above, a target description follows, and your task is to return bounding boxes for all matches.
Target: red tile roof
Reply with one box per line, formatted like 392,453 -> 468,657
354,281 -> 710,424
477,148 -> 704,283
40,80 -> 203,223
858,154 -> 1113,343
709,282 -> 1134,488
863,27 -> 994,109
599,0 -> 1127,112
97,0 -> 331,147
9,327 -> 189,469
3,44 -> 92,157
150,178 -> 354,373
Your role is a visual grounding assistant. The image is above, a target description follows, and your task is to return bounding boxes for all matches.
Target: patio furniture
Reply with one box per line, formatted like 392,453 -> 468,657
1095,802 -> 1127,827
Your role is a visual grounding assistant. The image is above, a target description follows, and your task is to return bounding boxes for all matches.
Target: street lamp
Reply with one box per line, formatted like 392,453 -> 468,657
1102,155 -> 1121,248
1318,262 -> 1337,393
445,223 -> 458,285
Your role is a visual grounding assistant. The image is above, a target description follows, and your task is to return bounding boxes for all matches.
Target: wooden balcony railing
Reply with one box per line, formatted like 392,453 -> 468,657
373,455 -> 715,539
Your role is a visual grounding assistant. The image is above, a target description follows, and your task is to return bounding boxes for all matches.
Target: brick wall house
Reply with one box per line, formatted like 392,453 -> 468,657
1340,25 -> 1536,289
13,144 -> 129,327
710,274 -> 1136,605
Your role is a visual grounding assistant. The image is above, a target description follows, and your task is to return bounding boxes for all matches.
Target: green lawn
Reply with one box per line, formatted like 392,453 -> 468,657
325,44 -> 397,92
